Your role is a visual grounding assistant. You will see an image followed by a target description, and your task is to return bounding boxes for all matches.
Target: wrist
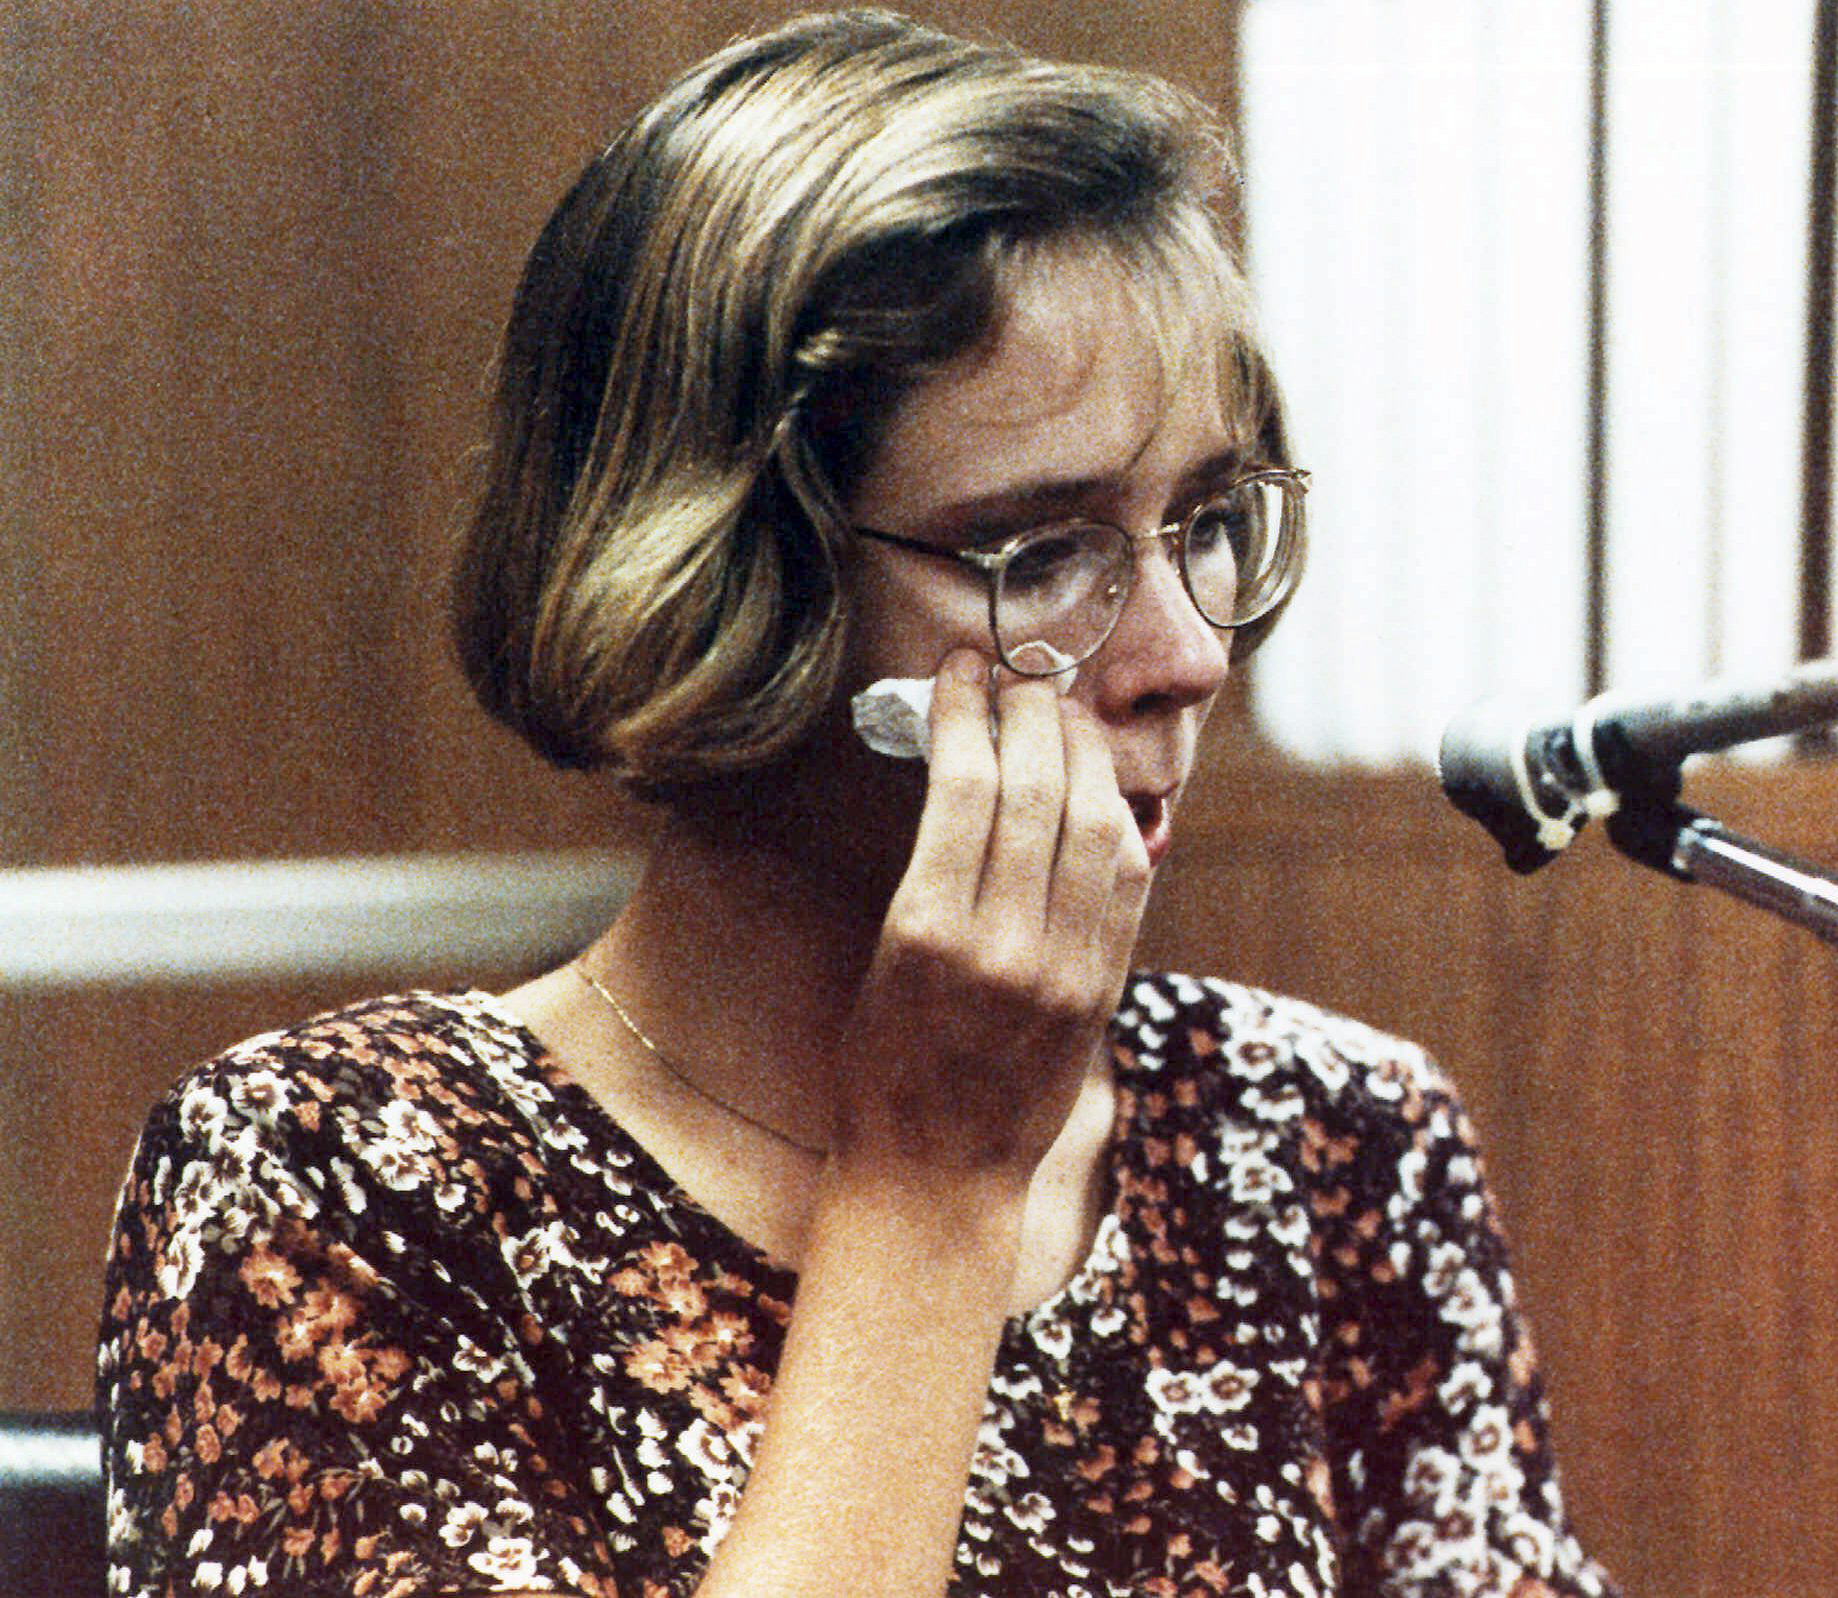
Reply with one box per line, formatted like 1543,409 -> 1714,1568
825,1087 -> 1074,1188
823,1141 -> 1031,1217
812,1149 -> 1031,1291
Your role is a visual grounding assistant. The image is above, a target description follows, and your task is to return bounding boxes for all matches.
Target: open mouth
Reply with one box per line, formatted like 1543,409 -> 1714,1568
1126,792 -> 1174,866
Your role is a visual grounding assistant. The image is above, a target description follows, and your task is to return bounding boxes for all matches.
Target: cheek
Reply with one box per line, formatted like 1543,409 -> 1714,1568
846,559 -> 991,684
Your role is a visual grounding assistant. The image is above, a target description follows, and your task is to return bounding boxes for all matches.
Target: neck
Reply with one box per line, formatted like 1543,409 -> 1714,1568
584,759 -> 913,1146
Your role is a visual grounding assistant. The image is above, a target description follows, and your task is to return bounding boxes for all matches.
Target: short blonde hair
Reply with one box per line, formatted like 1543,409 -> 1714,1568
452,8 -> 1287,798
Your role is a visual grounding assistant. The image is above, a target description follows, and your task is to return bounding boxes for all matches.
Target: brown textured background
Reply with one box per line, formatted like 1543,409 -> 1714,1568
5,5 -> 1836,1595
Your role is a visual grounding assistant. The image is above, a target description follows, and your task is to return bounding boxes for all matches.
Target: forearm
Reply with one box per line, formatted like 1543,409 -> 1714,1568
682,665 -> 1142,1597
693,1157 -> 1027,1598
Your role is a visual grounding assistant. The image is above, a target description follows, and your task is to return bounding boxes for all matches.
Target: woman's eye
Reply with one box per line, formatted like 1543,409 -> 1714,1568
1186,502 -> 1249,562
1003,530 -> 1091,590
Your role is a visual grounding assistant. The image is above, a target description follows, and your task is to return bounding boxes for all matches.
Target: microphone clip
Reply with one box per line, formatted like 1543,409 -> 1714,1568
1507,704 -> 1649,858
1440,661 -> 1838,941
1600,787 -> 1838,944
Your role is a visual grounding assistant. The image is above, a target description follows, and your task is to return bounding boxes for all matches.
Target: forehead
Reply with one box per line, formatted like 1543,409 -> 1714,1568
847,243 -> 1249,525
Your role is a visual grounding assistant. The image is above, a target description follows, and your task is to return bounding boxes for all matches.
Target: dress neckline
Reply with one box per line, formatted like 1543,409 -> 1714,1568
462,986 -> 1141,1329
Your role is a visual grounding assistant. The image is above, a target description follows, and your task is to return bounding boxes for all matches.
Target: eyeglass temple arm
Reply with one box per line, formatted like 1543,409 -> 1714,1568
854,526 -> 1006,572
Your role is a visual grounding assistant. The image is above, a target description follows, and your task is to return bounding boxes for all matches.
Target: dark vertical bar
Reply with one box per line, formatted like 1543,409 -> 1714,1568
1802,0 -> 1837,663
0,4 -> 43,868
1584,0 -> 1612,695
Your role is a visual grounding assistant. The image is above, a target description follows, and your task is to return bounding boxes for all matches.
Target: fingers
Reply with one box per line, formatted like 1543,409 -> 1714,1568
904,650 -> 999,913
864,652 -> 1151,1173
1045,701 -> 1143,929
977,674 -> 1072,926
901,649 -> 1146,971
906,651 -> 1074,924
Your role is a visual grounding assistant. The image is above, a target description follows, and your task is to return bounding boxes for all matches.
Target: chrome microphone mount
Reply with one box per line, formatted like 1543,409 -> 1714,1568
1440,661 -> 1838,944
1597,764 -> 1838,945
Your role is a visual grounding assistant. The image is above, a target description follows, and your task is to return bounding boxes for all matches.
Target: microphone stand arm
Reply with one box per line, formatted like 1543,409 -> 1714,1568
1603,777 -> 1838,945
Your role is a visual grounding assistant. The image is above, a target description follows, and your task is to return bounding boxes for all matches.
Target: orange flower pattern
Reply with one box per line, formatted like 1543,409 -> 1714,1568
97,981 -> 1616,1597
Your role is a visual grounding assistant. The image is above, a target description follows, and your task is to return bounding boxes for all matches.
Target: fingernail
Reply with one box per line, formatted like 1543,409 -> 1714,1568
944,648 -> 988,685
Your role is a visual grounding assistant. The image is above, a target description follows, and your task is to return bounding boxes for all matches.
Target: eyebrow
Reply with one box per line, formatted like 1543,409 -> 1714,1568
1172,447 -> 1256,499
924,447 -> 1251,540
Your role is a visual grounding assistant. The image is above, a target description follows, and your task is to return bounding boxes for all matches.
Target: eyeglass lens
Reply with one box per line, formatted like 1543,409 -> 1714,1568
993,476 -> 1297,673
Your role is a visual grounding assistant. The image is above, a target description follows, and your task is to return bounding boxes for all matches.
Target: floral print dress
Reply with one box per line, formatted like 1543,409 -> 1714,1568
97,975 -> 1618,1598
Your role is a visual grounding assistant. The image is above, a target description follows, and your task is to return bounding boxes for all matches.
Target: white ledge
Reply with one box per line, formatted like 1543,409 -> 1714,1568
0,1423 -> 98,1486
0,850 -> 636,988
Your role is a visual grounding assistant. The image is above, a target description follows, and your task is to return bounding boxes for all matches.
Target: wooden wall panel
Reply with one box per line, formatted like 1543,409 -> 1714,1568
24,5 -> 399,861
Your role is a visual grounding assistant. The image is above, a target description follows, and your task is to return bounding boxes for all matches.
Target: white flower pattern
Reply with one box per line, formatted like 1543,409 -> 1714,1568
97,983 -> 1615,1598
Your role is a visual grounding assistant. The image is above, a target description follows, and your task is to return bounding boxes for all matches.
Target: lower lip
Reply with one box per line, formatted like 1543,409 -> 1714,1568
1134,796 -> 1174,867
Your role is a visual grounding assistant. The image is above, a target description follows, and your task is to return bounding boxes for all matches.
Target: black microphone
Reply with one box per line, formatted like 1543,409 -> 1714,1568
1438,660 -> 1838,873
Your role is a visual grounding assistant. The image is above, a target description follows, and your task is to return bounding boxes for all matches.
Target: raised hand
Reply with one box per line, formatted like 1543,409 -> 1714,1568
829,647 -> 1152,1183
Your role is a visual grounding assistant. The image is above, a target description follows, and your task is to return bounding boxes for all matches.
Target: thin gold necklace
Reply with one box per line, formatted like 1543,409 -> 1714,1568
570,961 -> 828,1157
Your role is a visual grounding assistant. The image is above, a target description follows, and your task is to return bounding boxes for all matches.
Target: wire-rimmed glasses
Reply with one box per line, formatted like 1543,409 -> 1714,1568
854,467 -> 1309,675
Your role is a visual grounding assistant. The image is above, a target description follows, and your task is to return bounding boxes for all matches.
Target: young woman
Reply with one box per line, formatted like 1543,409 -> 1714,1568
98,12 -> 1617,1597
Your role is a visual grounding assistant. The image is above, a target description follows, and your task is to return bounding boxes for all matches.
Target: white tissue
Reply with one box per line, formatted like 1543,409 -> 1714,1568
851,676 -> 935,759
850,654 -> 1079,761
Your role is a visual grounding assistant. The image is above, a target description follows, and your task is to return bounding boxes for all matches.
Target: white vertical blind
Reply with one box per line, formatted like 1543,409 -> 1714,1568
1240,0 -> 1819,765
1603,0 -> 1813,692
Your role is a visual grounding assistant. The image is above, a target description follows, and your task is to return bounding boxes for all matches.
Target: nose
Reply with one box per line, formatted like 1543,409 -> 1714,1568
1091,536 -> 1230,716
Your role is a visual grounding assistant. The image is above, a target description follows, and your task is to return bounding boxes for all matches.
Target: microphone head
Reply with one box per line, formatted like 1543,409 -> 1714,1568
1437,697 -> 1566,874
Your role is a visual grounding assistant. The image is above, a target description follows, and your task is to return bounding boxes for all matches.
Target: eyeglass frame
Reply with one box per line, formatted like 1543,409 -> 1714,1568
851,466 -> 1310,675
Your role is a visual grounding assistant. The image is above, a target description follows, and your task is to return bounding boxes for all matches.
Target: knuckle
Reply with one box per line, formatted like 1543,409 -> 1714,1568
1035,970 -> 1093,1027
880,896 -> 957,970
1114,839 -> 1154,892
1001,772 -> 1063,825
977,941 -> 1097,1031
1067,791 -> 1128,853
929,761 -> 997,813
974,938 -> 1044,1003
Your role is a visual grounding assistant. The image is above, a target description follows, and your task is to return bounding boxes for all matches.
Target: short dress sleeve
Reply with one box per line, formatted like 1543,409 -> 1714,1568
96,996 -> 623,1598
1285,1001 -> 1618,1598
